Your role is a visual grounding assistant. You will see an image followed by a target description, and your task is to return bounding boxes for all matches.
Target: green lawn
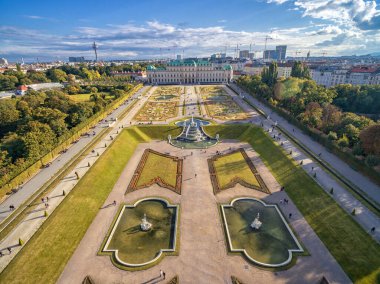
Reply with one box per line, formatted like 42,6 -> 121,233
137,151 -> 178,188
206,124 -> 380,284
0,126 -> 181,284
214,151 -> 260,189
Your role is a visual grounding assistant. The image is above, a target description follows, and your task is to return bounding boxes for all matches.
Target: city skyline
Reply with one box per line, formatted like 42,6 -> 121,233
1,0 -> 380,62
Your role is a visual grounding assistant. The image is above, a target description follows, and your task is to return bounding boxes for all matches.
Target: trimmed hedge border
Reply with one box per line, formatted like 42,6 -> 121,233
126,149 -> 183,194
208,148 -> 270,195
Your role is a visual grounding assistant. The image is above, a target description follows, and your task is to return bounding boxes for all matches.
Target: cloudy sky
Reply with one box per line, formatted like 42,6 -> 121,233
1,0 -> 380,62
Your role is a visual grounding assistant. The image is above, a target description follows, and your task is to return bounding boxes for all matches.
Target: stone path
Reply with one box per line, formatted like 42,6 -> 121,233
0,86 -> 155,272
58,140 -> 351,284
224,85 -> 380,243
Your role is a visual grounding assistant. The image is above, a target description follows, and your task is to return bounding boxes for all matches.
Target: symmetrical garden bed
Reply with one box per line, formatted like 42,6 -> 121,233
127,149 -> 183,194
100,198 -> 179,269
134,101 -> 178,121
200,86 -> 249,120
208,148 -> 270,194
221,198 -> 303,267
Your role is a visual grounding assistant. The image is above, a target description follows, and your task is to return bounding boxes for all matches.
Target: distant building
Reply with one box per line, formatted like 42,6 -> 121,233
211,53 -> 226,59
176,54 -> 182,60
0,58 -> 8,66
146,59 -> 233,84
263,50 -> 277,61
16,85 -> 28,95
69,57 -> 85,63
310,65 -> 380,87
248,52 -> 255,60
276,45 -> 287,61
239,50 -> 250,59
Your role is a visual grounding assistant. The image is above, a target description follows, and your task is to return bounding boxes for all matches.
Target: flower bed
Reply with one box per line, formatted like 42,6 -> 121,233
134,101 -> 178,121
127,149 -> 183,194
208,148 -> 270,194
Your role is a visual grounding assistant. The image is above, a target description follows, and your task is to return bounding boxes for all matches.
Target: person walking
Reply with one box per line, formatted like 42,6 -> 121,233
289,213 -> 292,219
160,270 -> 163,278
371,227 -> 376,233
163,271 -> 166,279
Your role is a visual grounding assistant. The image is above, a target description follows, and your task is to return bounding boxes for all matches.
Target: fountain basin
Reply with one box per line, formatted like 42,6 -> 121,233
100,198 -> 179,268
221,198 -> 303,267
170,118 -> 218,149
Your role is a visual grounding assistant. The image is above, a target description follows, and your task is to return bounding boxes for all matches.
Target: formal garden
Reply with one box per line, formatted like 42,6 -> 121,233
200,86 -> 249,120
127,149 -> 183,194
151,86 -> 181,101
134,101 -> 179,121
221,198 -> 303,267
208,148 -> 270,194
100,198 -> 179,269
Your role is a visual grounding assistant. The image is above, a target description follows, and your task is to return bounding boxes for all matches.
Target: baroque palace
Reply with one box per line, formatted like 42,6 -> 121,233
146,59 -> 233,84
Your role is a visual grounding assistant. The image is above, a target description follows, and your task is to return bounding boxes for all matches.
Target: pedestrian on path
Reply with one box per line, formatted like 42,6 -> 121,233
0,251 -> 3,257
8,247 -> 11,254
160,270 -> 163,278
195,174 -> 197,178
46,196 -> 49,202
41,197 -> 45,203
163,271 -> 166,279
289,213 -> 292,219
371,227 -> 376,233
113,200 -> 116,206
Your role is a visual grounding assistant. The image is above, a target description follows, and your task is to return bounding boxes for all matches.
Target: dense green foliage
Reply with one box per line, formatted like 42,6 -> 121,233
237,75 -> 379,167
290,61 -> 311,79
333,84 -> 380,115
0,83 -> 135,189
0,63 -> 147,91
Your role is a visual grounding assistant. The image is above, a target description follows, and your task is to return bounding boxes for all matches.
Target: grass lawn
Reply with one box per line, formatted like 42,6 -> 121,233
0,126 -> 181,284
137,151 -> 178,188
206,124 -> 380,284
101,199 -> 177,266
214,151 -> 260,189
68,93 -> 112,102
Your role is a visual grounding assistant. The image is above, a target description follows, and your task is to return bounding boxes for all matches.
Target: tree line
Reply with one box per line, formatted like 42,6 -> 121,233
0,82 -> 135,188
237,61 -> 380,168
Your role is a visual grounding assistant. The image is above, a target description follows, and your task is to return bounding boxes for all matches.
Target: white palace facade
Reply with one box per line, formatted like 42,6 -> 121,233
146,59 -> 233,84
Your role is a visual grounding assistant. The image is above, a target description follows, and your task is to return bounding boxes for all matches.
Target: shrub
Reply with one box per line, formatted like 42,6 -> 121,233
337,135 -> 349,148
352,143 -> 364,156
19,238 -> 24,246
365,155 -> 380,167
327,131 -> 338,141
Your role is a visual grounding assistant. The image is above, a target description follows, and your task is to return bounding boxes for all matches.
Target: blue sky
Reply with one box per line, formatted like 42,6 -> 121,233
1,0 -> 380,62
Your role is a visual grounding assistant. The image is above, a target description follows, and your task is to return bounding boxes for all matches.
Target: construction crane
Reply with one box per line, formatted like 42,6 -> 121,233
295,51 -> 302,56
321,51 -> 327,57
92,42 -> 98,62
264,35 -> 273,60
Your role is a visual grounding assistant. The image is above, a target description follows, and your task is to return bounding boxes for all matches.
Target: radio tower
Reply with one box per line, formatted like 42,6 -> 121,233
92,41 -> 98,62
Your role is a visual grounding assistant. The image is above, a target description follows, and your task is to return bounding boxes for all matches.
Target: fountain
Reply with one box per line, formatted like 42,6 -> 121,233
140,213 -> 152,231
250,213 -> 262,230
169,116 -> 218,149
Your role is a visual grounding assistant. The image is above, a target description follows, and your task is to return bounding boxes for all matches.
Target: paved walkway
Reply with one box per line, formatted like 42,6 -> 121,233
0,86 -> 155,272
231,84 -> 380,204
58,141 -> 350,284
224,85 -> 380,243
0,86 -> 149,224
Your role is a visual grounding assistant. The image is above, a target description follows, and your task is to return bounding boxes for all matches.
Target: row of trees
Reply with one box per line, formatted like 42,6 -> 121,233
237,61 -> 380,167
0,83 -> 135,184
0,62 -> 148,92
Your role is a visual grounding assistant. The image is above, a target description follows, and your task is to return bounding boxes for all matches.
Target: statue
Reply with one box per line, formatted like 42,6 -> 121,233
250,213 -> 262,230
140,213 -> 152,231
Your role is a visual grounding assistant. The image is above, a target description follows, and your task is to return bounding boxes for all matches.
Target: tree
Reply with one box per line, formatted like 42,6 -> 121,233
343,124 -> 360,146
0,101 -> 20,127
19,121 -> 56,159
261,62 -> 278,87
0,74 -> 19,90
321,104 -> 342,132
32,107 -> 68,136
359,124 -> 380,155
47,69 -> 67,82
27,71 -> 50,83
298,102 -> 323,128
291,61 -> 311,79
